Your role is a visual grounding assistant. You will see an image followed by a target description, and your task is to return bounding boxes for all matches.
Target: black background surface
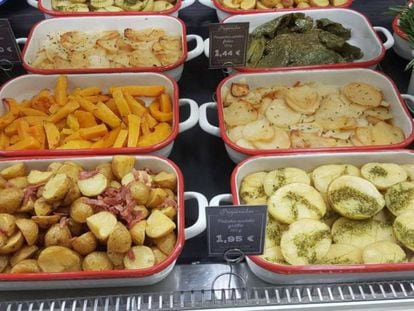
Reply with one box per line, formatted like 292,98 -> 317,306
0,0 -> 410,265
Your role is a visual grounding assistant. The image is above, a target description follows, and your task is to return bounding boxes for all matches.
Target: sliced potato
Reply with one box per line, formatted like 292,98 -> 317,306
38,246 -> 81,272
261,245 -> 287,264
0,231 -> 24,255
42,173 -> 71,203
342,82 -> 382,108
86,211 -> 117,240
393,210 -> 414,251
280,219 -> 331,265
78,173 -> 108,197
263,167 -> 310,196
154,231 -> 176,255
371,121 -> 405,145
328,175 -> 385,219
112,155 -> 135,180
385,182 -> 414,216
311,164 -> 360,193
72,232 -> 97,256
268,183 -> 326,224
323,244 -> 363,264
27,170 -> 53,185
0,163 -> 26,180
11,259 -> 40,274
231,83 -> 249,97
146,210 -> 176,239
242,119 -> 274,142
0,214 -> 16,237
285,85 -> 321,115
153,172 -> 177,190
264,217 -> 285,248
240,172 -> 267,204
223,100 -> 258,127
82,251 -> 113,271
10,245 -> 38,267
362,241 -> 406,264
361,163 -> 407,190
15,218 -> 38,246
123,245 -> 155,269
107,222 -> 132,253
130,220 -> 146,245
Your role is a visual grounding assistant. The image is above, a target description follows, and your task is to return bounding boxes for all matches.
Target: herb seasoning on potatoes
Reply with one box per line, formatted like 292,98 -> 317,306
223,80 -> 405,150
240,162 -> 414,266
0,155 -> 178,273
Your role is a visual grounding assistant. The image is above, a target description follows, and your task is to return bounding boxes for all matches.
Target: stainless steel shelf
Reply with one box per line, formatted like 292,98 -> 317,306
3,263 -> 414,310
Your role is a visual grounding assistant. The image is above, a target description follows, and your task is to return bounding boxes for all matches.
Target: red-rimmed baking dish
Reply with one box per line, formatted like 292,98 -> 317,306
26,0 -> 195,18
211,150 -> 414,284
203,9 -> 394,74
0,72 -> 199,157
199,68 -> 414,163
392,2 -> 414,60
198,0 -> 353,22
0,154 -> 207,290
19,15 -> 204,81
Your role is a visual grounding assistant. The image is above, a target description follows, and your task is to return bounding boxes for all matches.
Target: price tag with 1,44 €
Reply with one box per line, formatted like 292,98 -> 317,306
208,22 -> 249,69
206,205 -> 267,256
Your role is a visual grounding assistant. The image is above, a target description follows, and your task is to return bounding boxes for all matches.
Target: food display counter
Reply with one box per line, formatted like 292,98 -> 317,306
1,0 -> 414,310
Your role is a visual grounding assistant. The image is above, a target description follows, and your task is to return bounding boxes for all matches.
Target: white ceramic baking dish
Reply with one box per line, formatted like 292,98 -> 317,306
210,150 -> 414,285
199,68 -> 414,163
0,154 -> 207,290
0,72 -> 199,157
392,2 -> 413,61
198,0 -> 353,22
203,9 -> 394,74
19,15 -> 204,81
27,0 -> 195,18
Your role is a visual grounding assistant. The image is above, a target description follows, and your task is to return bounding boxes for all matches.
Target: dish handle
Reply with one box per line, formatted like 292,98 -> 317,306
373,26 -> 395,50
184,191 -> 208,240
26,0 -> 38,8
198,0 -> 215,9
204,38 -> 210,58
186,35 -> 204,62
401,94 -> 414,115
209,193 -> 232,206
180,0 -> 196,10
179,98 -> 199,133
15,38 -> 27,45
199,102 -> 221,137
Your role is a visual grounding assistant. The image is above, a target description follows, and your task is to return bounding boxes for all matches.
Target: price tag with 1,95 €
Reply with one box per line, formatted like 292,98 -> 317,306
208,22 -> 249,69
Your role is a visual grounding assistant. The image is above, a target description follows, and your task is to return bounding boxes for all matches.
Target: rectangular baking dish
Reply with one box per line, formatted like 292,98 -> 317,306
210,150 -> 414,284
199,68 -> 414,163
203,8 -> 394,73
26,0 -> 195,18
0,72 -> 198,157
19,15 -> 204,81
0,155 -> 207,290
198,0 -> 353,22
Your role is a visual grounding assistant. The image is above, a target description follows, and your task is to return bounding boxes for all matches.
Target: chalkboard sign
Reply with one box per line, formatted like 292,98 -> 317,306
206,205 -> 267,256
208,22 -> 249,69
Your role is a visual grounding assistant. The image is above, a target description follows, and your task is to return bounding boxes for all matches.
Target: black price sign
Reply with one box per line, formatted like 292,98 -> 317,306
0,19 -> 21,64
208,22 -> 249,69
206,205 -> 267,256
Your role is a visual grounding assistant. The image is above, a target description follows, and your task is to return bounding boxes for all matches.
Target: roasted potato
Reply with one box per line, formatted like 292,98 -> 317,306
70,198 -> 94,223
154,231 -> 176,255
67,218 -> 84,236
146,210 -> 176,239
0,163 -> 25,180
62,182 -> 81,207
86,211 -> 117,240
44,223 -> 72,248
158,206 -> 177,219
15,218 -> 38,246
146,188 -> 168,208
11,259 -> 40,273
8,177 -> 28,189
151,246 -> 168,264
0,188 -> 24,214
27,170 -> 53,185
107,222 -> 132,253
0,233 -> 6,248
0,255 -> 8,272
10,245 -> 38,267
78,173 -> 108,197
96,163 -> 114,181
112,155 -> 135,180
132,205 -> 149,219
56,163 -> 81,181
0,231 -> 24,255
34,198 -> 53,216
42,174 -> 71,203
130,220 -> 146,245
47,162 -> 63,174
32,215 -> 61,229
153,172 -> 177,190
0,214 -> 16,237
129,181 -> 150,205
110,180 -> 121,189
107,250 -> 125,269
38,246 -> 81,272
72,232 -> 97,255
19,198 -> 35,213
82,252 -> 113,271
123,246 -> 154,269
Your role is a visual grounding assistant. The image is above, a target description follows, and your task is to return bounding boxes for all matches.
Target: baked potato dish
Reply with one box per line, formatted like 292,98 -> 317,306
241,162 -> 414,265
0,155 -> 178,274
